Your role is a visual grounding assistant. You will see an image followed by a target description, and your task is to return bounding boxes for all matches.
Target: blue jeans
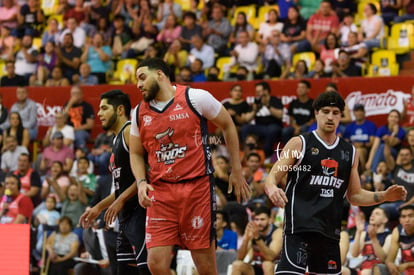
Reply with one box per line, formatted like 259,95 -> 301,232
88,151 -> 111,175
393,14 -> 414,23
29,127 -> 38,141
75,130 -> 90,149
363,38 -> 386,50
241,123 -> 282,158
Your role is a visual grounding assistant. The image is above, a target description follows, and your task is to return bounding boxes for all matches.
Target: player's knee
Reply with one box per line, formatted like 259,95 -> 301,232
372,264 -> 386,275
194,259 -> 216,275
231,260 -> 246,273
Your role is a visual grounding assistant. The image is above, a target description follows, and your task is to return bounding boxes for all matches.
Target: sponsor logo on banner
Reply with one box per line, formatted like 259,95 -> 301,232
346,89 -> 410,118
37,103 -> 63,127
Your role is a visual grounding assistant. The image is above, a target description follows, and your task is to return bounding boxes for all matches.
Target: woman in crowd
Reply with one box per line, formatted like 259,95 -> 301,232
45,67 -> 70,87
156,14 -> 182,49
311,32 -> 339,74
80,33 -> 112,84
39,161 -> 71,210
45,216 -> 79,275
280,6 -> 307,54
30,41 -> 59,86
283,59 -> 309,79
229,12 -> 255,46
358,3 -> 385,50
41,18 -> 61,47
2,112 -> 29,151
307,59 -> 331,78
256,9 -> 284,45
366,110 -> 406,172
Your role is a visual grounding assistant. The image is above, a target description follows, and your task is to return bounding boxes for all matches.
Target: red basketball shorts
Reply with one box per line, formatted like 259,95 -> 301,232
145,175 -> 215,250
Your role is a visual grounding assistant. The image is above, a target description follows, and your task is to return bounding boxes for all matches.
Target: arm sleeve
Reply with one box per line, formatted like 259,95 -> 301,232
84,103 -> 95,120
27,101 -> 38,129
188,89 -> 222,120
397,127 -> 406,141
18,197 -> 33,219
270,97 -> 283,109
30,172 -> 42,188
130,106 -> 139,137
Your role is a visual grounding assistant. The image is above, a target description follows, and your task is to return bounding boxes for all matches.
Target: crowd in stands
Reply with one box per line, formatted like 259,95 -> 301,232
0,0 -> 414,274
1,0 -> 414,86
0,80 -> 412,274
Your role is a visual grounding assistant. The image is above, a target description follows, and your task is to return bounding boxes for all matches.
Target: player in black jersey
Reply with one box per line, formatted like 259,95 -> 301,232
264,91 -> 407,275
79,90 -> 149,275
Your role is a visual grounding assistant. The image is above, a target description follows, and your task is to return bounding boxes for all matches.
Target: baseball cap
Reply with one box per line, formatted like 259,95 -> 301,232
353,104 -> 365,112
52,131 -> 64,139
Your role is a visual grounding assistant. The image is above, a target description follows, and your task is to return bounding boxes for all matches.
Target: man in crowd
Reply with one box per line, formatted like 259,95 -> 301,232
231,206 -> 282,275
13,153 -> 41,206
0,61 -> 26,87
343,104 -> 377,173
373,205 -> 414,275
40,131 -> 74,175
1,135 -> 29,173
57,33 -> 82,82
241,82 -> 283,162
9,86 -> 38,140
63,86 -> 95,149
282,80 -> 314,144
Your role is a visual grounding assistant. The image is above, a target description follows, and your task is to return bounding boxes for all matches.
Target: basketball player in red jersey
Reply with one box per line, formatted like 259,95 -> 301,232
129,58 -> 250,275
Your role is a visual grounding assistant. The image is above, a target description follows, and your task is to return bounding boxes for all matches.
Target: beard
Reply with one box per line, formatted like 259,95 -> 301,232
259,223 -> 269,234
143,80 -> 160,102
102,112 -> 117,131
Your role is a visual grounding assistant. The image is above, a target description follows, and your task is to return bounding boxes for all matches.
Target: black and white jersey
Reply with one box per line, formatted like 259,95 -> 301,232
110,121 -> 144,223
284,131 -> 355,240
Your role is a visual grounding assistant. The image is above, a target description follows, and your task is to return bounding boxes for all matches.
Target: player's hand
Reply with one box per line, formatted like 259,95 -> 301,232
265,182 -> 288,208
79,206 -> 100,228
355,212 -> 365,233
244,222 -> 256,241
228,170 -> 251,203
367,224 -> 377,240
386,262 -> 400,275
384,185 -> 407,202
138,180 -> 154,208
398,263 -> 410,272
104,198 -> 124,225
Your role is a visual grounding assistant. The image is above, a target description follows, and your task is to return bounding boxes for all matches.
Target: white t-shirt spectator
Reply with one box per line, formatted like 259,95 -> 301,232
258,22 -> 284,42
15,47 -> 38,76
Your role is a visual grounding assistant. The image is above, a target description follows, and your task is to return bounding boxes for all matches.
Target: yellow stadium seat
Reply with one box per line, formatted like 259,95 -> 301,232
254,5 -> 279,29
116,59 -> 138,74
175,0 -> 191,11
387,23 -> 414,54
231,5 -> 256,27
0,62 -> 6,79
355,0 -> 380,26
32,37 -> 42,50
109,59 -> 138,84
41,0 -> 59,16
367,50 -> 399,76
216,57 -> 237,80
292,52 -> 316,71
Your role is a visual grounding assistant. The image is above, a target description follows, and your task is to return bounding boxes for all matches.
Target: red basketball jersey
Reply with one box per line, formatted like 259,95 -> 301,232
138,85 -> 214,184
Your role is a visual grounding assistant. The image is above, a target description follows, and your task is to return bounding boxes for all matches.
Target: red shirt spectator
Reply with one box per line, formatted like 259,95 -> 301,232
0,174 -> 34,224
306,1 -> 339,43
